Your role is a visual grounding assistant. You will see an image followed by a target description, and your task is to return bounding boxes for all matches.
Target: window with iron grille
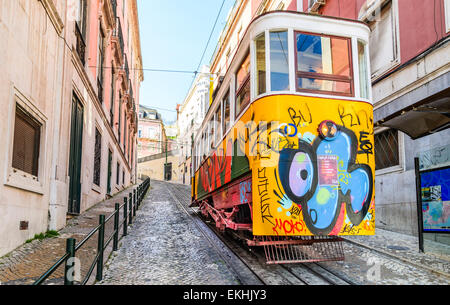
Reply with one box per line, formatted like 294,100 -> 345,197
12,105 -> 41,177
97,25 -> 105,104
116,162 -> 120,185
375,128 -> 400,170
93,128 -> 102,186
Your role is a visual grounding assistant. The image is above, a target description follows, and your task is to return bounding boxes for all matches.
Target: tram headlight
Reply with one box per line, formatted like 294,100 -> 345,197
318,120 -> 338,140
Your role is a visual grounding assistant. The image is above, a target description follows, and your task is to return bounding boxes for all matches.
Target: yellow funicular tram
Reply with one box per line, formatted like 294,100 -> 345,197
191,11 -> 374,264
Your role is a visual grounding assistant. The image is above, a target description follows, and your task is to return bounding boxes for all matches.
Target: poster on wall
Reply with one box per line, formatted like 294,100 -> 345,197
420,167 -> 450,233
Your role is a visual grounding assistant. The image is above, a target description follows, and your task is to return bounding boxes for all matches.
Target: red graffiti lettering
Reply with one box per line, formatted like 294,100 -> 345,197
271,218 -> 306,236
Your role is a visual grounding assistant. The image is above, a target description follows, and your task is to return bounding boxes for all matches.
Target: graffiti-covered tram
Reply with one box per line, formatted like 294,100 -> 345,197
191,11 -> 375,263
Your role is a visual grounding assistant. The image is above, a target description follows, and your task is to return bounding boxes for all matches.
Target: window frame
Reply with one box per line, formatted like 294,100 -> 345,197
294,30 -> 355,97
12,105 -> 41,178
445,0 -> 450,33
374,127 -> 405,175
360,0 -> 401,81
215,102 -> 223,147
5,90 -> 47,194
269,30 -> 291,92
93,126 -> 102,187
222,91 -> 231,135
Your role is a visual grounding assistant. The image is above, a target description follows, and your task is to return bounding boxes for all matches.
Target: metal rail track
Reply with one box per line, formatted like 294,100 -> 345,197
164,182 -> 356,286
165,182 -> 265,285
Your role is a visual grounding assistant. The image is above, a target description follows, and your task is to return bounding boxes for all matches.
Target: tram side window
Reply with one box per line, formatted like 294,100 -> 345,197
255,34 -> 266,95
201,133 -> 206,159
270,31 -> 289,91
295,32 -> 353,96
223,91 -> 230,133
209,117 -> 214,151
235,52 -> 250,118
215,104 -> 222,145
358,40 -> 369,99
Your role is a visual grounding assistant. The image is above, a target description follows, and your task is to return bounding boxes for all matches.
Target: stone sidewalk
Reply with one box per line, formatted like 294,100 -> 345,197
344,228 -> 450,279
0,185 -> 141,285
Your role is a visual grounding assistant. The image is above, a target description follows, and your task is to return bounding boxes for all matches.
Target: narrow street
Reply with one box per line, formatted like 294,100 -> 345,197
98,180 -> 450,286
98,181 -> 240,285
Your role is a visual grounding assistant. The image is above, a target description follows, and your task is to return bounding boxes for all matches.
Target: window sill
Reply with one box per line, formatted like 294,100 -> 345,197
92,183 -> 102,194
375,165 -> 403,176
5,169 -> 44,195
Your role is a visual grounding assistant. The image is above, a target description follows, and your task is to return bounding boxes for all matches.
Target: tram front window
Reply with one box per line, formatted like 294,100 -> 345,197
295,32 -> 353,95
270,31 -> 289,91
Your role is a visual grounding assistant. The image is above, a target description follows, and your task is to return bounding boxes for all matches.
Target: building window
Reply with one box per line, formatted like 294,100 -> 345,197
375,128 -> 400,170
445,0 -> 450,33
362,0 -> 400,79
12,105 -> 41,177
93,127 -> 102,186
116,162 -> 120,185
118,92 -> 122,143
295,31 -> 353,96
270,31 -> 290,91
97,25 -> 105,103
235,52 -> 250,118
75,0 -> 87,65
110,67 -> 115,126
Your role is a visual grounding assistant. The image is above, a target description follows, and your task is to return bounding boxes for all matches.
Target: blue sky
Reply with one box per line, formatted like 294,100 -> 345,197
137,0 -> 236,123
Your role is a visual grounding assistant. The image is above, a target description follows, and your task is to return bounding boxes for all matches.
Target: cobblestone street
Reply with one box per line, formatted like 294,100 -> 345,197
98,180 -> 240,285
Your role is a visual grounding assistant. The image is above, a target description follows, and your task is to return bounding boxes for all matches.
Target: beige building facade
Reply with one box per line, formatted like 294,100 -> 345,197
0,0 -> 143,257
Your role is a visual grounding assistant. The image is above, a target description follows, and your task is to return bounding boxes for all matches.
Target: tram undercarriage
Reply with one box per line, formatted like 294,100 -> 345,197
191,177 -> 345,265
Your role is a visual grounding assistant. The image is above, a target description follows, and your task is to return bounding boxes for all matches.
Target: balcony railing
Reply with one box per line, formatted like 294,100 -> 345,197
111,0 -> 117,18
112,17 -> 124,58
97,78 -> 103,104
124,56 -> 129,82
75,22 -> 86,66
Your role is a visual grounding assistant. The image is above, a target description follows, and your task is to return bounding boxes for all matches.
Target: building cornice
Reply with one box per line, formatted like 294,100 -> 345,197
129,0 -> 144,82
38,0 -> 64,35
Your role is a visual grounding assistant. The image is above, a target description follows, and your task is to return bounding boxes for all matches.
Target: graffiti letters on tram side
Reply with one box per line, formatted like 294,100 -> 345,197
288,104 -> 313,128
357,131 -> 374,163
199,140 -> 233,193
258,167 -> 274,226
271,218 -> 306,236
338,104 -> 373,131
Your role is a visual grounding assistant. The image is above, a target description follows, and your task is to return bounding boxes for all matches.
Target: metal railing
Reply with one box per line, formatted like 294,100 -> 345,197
112,17 -> 124,57
33,177 -> 151,285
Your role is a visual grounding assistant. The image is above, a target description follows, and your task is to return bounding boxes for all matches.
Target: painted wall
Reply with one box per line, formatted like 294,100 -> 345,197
138,151 -> 182,183
0,0 -> 64,256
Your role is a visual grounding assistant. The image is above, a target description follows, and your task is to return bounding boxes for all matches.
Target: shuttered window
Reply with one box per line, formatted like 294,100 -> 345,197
12,105 -> 41,176
93,128 -> 102,186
